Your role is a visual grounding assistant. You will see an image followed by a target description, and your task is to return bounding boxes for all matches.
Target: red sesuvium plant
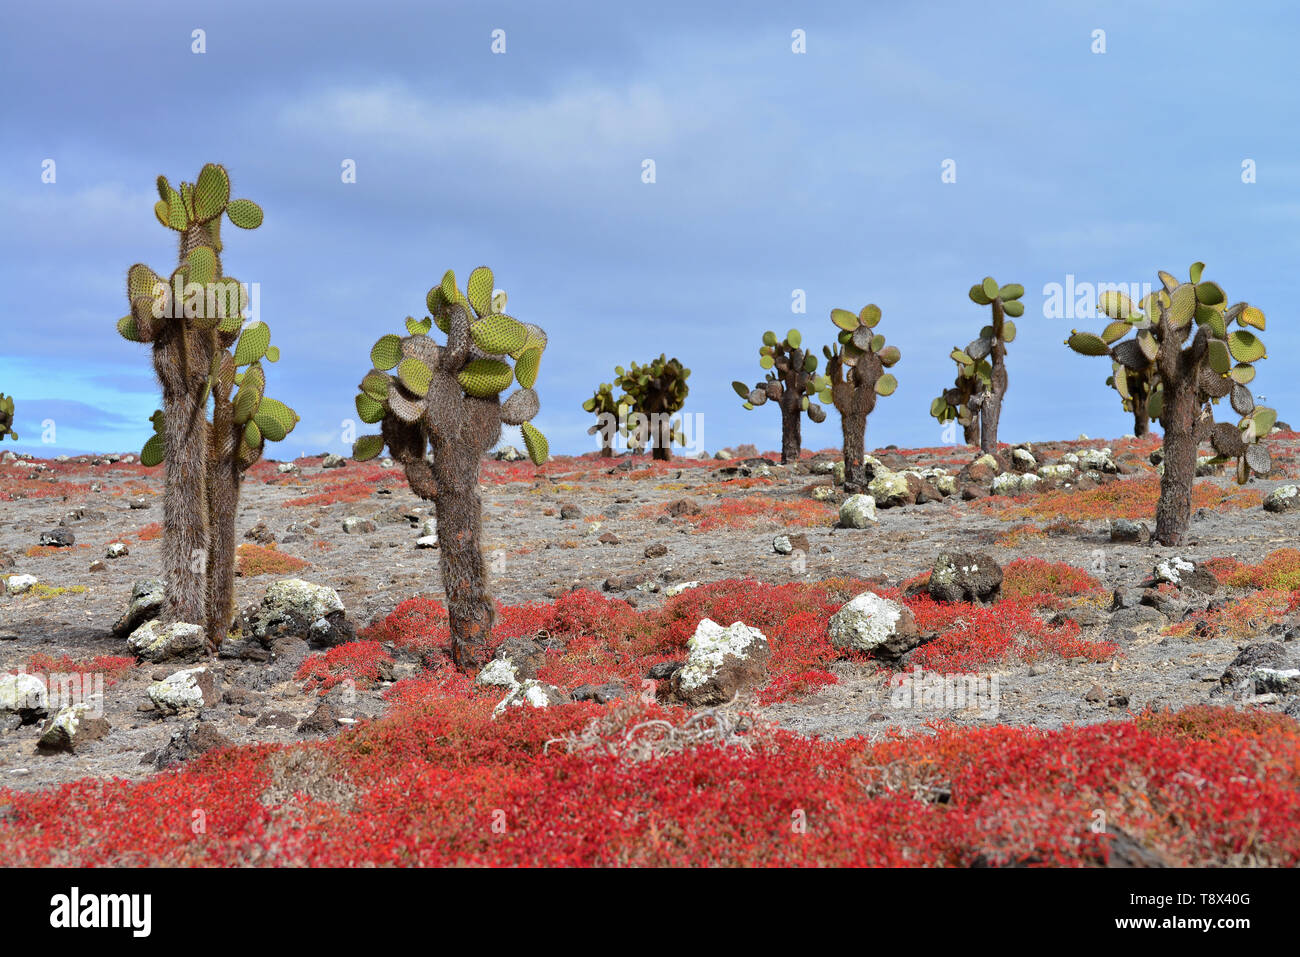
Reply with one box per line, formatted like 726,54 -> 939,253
1067,262 -> 1275,546
350,269 -> 548,673
733,328 -> 829,465
822,305 -> 901,490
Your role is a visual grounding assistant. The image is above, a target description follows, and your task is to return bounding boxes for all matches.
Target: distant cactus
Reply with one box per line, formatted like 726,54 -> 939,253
615,355 -> 690,461
351,270 -> 547,672
1067,262 -> 1274,545
582,382 -> 626,457
733,329 -> 829,464
820,305 -> 900,490
929,352 -> 983,446
935,278 -> 1024,455
0,394 -> 16,441
1105,359 -> 1158,438
118,164 -> 297,645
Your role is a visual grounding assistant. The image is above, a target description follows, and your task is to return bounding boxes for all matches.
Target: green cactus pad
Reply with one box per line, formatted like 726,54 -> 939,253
370,334 -> 403,371
186,246 -> 217,287
1207,340 -> 1231,375
521,422 -> 549,465
1098,290 -> 1134,320
467,267 -> 494,315
1001,319 -> 1018,341
878,345 -> 901,367
225,198 -> 263,229
1228,330 -> 1266,362
193,164 -> 230,222
458,358 -> 513,397
440,270 -> 459,302
831,309 -> 859,331
406,316 -> 433,336
981,277 -> 999,300
859,304 -> 882,327
242,420 -> 262,449
514,347 -> 541,389
1239,306 -> 1266,330
731,381 -> 750,399
968,284 -> 992,306
234,322 -> 271,366
232,384 -> 260,425
1067,332 -> 1109,356
398,358 -> 433,397
116,315 -> 142,342
355,392 -> 385,424
140,434 -> 165,468
1195,281 -> 1225,306
787,328 -> 802,348
874,373 -> 898,396
1002,300 -> 1024,319
997,283 -> 1024,301
253,397 -> 297,442
360,370 -> 390,400
1252,407 -> 1277,435
353,434 -> 385,462
1101,320 -> 1132,344
1229,363 -> 1256,385
470,314 -> 528,355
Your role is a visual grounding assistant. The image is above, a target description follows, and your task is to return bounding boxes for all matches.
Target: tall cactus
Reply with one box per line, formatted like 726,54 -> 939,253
116,163 -> 279,636
616,355 -> 690,461
820,305 -> 900,490
352,269 -> 547,672
0,394 -> 16,441
962,277 -> 1024,452
582,382 -> 625,457
732,329 -> 829,464
1066,262 -> 1274,545
929,352 -> 983,446
1106,357 -> 1157,438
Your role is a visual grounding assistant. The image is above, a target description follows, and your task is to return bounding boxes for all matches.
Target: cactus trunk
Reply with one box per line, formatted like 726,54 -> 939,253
979,301 -> 1008,453
963,419 -> 979,445
841,411 -> 867,490
156,357 -> 210,625
204,392 -> 241,649
780,389 -> 802,465
1155,376 -> 1197,545
651,415 -> 673,461
1133,404 -> 1150,438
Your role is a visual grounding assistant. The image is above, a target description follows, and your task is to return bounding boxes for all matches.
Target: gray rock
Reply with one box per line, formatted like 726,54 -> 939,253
321,454 -> 347,469
667,619 -> 771,707
1263,485 -> 1300,513
38,528 -> 75,548
147,666 -> 218,712
838,494 -> 878,528
37,704 -> 110,753
112,579 -> 165,637
127,621 -> 206,663
929,552 -> 1003,604
828,592 -> 920,659
1109,519 -> 1150,544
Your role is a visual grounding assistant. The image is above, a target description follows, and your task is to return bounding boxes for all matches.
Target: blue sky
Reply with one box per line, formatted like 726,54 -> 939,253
2,0 -> 1297,458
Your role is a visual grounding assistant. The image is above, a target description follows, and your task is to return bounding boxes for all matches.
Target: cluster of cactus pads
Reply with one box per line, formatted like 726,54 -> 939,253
0,394 -> 16,441
825,306 -> 900,489
117,164 -> 298,646
582,382 -> 627,456
930,278 -> 1024,452
1067,262 -> 1273,545
352,267 -> 547,670
733,329 -> 829,464
614,355 -> 690,460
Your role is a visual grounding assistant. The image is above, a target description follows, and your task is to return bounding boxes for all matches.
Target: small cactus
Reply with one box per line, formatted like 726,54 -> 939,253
934,278 -> 1025,453
582,382 -> 627,457
615,355 -> 690,461
351,270 -> 547,672
821,305 -> 901,489
117,164 -> 295,645
0,394 -> 16,441
733,329 -> 828,464
1066,262 -> 1274,545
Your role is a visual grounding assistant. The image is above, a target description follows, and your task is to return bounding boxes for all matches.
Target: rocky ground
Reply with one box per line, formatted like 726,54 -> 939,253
3,433 -> 1299,794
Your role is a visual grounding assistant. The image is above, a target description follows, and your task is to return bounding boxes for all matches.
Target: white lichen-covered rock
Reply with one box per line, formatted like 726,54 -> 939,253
38,703 -> 110,753
106,542 -> 129,558
812,485 -> 838,502
1074,448 -> 1117,473
1153,556 -> 1196,586
1038,463 -> 1076,481
0,672 -> 48,714
147,666 -> 216,712
416,535 -> 439,549
664,581 -> 700,597
670,618 -> 771,706
248,579 -> 347,642
421,517 -> 437,538
972,453 -> 999,472
868,469 -> 912,508
1011,448 -> 1037,471
1264,484 -> 1300,513
477,658 -> 521,690
127,620 -> 206,663
493,678 -> 566,715
919,470 -> 957,496
4,574 -> 38,596
839,494 -> 878,528
828,592 -> 920,658
991,472 -> 1040,496
1253,668 -> 1300,694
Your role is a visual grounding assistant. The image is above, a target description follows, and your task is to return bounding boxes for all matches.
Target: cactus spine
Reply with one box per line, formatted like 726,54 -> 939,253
0,394 -> 16,441
821,305 -> 901,490
118,164 -> 297,643
615,355 -> 690,461
1067,262 -> 1273,546
733,329 -> 829,465
352,271 -> 547,672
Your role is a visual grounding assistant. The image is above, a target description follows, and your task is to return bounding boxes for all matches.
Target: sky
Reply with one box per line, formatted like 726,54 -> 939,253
2,0 -> 1297,458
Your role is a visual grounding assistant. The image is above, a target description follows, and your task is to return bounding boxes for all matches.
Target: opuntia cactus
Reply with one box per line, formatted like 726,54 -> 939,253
117,164 -> 294,644
732,329 -> 829,465
615,355 -> 690,461
0,394 -> 16,441
953,277 -> 1024,453
352,270 -> 547,672
1067,262 -> 1274,545
929,352 -> 983,447
820,305 -> 900,490
582,382 -> 626,457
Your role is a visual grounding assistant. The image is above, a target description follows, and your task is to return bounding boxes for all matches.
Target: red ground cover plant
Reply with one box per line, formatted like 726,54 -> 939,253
135,522 -> 162,542
235,543 -> 310,577
1000,558 -> 1105,604
1207,549 -> 1300,591
1163,590 -> 1294,642
989,475 -> 1263,522
296,641 -> 394,695
18,654 -> 135,686
692,495 -> 836,531
1,690 -> 1296,866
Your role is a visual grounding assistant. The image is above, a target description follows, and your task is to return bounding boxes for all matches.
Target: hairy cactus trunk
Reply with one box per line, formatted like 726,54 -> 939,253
980,302 -> 1008,454
651,415 -> 673,461
1132,403 -> 1150,438
1155,376 -> 1197,545
963,419 -> 980,446
204,393 -> 241,649
841,411 -> 868,490
779,383 -> 802,465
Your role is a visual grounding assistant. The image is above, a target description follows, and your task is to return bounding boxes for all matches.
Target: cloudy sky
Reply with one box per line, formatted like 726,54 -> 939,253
2,0 -> 1296,457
